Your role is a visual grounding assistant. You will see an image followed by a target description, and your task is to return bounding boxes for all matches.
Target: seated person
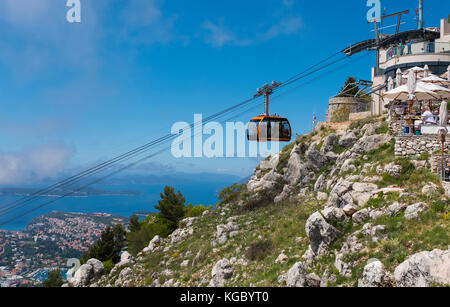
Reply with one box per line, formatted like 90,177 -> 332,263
421,107 -> 436,125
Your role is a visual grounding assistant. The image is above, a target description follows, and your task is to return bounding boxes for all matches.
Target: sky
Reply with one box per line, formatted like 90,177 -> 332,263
0,0 -> 449,184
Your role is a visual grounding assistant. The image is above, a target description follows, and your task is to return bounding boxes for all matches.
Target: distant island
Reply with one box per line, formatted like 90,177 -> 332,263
0,187 -> 141,198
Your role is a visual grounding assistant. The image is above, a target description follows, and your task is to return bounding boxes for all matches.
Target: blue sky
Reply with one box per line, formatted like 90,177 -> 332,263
0,0 -> 448,184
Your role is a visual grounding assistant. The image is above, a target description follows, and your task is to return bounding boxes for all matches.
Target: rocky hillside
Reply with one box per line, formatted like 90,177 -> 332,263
68,116 -> 449,287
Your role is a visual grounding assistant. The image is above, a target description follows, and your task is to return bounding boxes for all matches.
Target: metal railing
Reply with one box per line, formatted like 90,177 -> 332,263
386,42 -> 450,61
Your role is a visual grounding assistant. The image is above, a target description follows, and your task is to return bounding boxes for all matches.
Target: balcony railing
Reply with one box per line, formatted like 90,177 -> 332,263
386,42 -> 450,61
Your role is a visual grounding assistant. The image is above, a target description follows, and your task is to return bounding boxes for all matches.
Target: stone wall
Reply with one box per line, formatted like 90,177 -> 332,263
389,120 -> 402,134
326,97 -> 370,123
395,135 -> 450,156
349,111 -> 371,122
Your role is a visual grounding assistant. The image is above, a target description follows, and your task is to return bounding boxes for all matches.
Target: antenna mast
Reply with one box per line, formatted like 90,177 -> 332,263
418,0 -> 424,29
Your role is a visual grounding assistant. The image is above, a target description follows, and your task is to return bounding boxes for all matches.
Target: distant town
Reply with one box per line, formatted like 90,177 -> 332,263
0,212 -> 128,287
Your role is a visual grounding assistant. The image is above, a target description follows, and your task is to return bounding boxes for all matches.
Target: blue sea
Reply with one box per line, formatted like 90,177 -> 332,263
0,182 -> 230,231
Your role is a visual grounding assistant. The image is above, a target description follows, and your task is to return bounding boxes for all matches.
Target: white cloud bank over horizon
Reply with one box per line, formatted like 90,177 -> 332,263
0,142 -> 75,185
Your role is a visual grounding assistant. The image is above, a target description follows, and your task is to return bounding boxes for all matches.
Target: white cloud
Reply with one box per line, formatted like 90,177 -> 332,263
0,0 -> 54,26
0,143 -> 75,185
263,16 -> 302,40
202,14 -> 302,48
118,0 -> 180,45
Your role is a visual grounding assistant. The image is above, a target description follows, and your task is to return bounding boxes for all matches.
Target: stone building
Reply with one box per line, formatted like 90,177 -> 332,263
325,97 -> 370,123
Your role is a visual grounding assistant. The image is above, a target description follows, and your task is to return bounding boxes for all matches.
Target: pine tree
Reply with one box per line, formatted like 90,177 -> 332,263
154,186 -> 186,230
42,270 -> 63,288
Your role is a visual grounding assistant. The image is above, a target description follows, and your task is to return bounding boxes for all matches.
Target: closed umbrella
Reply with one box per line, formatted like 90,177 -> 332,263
396,68 -> 403,87
439,100 -> 448,179
424,65 -> 431,78
388,76 -> 394,91
448,65 -> 450,82
407,70 -> 417,100
441,100 -> 449,130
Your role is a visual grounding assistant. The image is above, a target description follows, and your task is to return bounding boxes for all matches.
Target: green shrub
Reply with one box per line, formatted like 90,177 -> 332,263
375,123 -> 389,135
431,200 -> 448,214
184,204 -> 212,218
420,152 -> 431,161
218,183 -> 246,204
245,240 -> 273,261
42,270 -> 64,288
81,224 -> 126,264
103,259 -> 114,275
127,218 -> 172,256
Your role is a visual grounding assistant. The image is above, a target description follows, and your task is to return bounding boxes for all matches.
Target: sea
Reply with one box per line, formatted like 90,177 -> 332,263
0,182 -> 231,231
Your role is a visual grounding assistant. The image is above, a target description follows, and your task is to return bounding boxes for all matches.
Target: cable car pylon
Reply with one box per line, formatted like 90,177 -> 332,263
247,81 -> 292,143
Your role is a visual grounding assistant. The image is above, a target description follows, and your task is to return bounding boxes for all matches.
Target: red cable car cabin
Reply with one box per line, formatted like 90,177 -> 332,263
247,115 -> 292,142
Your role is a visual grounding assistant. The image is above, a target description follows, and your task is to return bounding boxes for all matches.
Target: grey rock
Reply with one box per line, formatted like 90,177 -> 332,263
335,253 -> 352,277
358,260 -> 393,287
286,262 -> 306,287
343,204 -> 358,216
321,133 -> 339,153
209,259 -> 233,287
321,207 -> 348,225
72,264 -> 93,287
305,273 -> 321,287
305,212 -> 340,256
86,259 -> 104,279
115,267 -> 133,287
148,235 -> 161,252
385,202 -> 407,216
352,134 -> 392,154
394,248 -> 450,287
339,132 -> 357,147
170,227 -> 194,244
404,202 -> 428,220
352,209 -> 369,224
317,192 -> 328,201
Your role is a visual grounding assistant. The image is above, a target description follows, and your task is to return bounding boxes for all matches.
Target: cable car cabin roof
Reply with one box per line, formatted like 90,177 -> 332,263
250,115 -> 289,120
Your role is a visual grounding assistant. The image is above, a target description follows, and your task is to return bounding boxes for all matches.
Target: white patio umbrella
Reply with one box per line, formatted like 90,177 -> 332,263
403,66 -> 425,75
396,68 -> 403,87
421,75 -> 450,86
383,83 -> 440,100
419,82 -> 450,99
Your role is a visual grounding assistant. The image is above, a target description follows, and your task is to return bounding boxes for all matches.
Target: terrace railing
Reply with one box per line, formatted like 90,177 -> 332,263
386,42 -> 450,61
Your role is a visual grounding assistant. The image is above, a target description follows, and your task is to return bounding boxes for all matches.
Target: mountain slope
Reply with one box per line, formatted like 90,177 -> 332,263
73,116 -> 449,287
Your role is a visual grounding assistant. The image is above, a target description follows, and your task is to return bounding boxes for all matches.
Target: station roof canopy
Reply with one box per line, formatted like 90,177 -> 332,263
342,29 -> 440,56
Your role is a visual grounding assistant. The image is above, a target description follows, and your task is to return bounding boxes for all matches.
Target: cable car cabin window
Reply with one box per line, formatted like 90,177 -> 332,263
247,119 -> 260,141
259,118 -> 270,140
280,121 -> 291,140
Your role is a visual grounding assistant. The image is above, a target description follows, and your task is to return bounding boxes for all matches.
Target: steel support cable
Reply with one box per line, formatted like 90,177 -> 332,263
0,102 -> 270,226
0,96 -> 265,216
0,52 -> 348,213
0,47 -> 373,221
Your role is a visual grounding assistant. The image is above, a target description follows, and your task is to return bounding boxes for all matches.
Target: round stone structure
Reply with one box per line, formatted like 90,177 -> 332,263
326,97 -> 370,123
